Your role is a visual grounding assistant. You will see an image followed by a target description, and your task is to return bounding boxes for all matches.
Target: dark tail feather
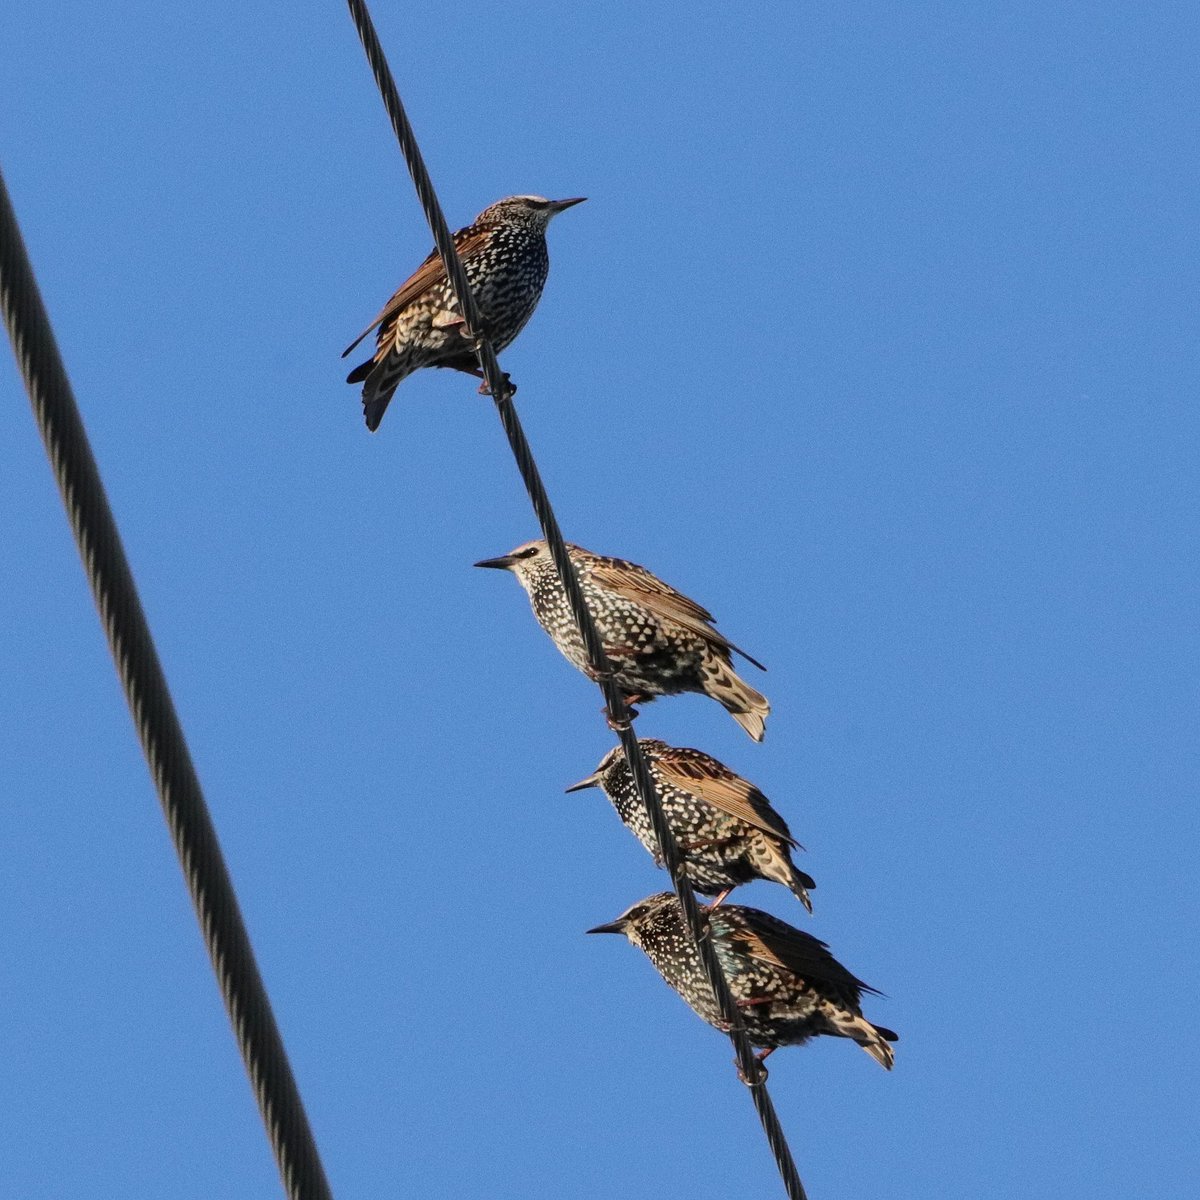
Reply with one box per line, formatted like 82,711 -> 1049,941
789,865 -> 816,914
363,392 -> 393,433
355,358 -> 409,432
346,357 -> 373,385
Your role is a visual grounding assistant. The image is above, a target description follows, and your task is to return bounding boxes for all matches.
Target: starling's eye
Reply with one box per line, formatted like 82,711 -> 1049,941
517,546 -> 541,559
526,199 -> 550,209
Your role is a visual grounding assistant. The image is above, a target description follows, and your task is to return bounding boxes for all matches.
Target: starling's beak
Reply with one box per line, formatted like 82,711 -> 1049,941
585,918 -> 626,936
473,554 -> 515,571
564,771 -> 601,793
547,196 -> 587,215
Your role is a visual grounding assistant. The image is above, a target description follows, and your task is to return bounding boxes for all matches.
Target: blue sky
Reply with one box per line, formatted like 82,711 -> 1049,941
2,3 -> 1197,1197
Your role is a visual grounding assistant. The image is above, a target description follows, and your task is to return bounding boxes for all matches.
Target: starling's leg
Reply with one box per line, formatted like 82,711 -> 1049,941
582,649 -> 638,682
707,887 -> 734,908
442,352 -> 485,380
735,996 -> 776,1008
582,658 -> 644,731
433,319 -> 488,381
438,335 -> 510,396
432,311 -> 470,336
602,690 -> 653,731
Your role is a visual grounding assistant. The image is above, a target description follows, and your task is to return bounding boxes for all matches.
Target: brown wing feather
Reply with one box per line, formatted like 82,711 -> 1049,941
651,746 -> 797,846
341,227 -> 491,358
722,907 -> 880,998
586,554 -> 716,621
586,554 -> 766,671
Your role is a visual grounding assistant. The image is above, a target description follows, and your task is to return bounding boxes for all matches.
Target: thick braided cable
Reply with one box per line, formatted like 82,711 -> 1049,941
343,5 -> 807,1197
0,168 -> 334,1200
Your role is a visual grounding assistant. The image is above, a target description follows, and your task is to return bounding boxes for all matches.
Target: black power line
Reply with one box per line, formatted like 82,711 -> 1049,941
343,4 -> 809,1197
0,167 -> 334,1200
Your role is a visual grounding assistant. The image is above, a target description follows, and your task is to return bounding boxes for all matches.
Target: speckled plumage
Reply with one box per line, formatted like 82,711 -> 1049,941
474,541 -> 770,740
567,740 -> 814,909
344,195 -> 584,431
589,893 -> 897,1068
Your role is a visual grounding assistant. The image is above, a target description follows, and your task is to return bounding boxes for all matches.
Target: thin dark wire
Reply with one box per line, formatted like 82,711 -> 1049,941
0,168 -> 334,1200
343,4 -> 807,1196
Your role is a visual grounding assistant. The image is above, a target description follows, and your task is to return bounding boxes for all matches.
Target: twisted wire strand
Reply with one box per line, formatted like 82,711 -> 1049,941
0,167 -> 333,1200
344,4 -> 807,1196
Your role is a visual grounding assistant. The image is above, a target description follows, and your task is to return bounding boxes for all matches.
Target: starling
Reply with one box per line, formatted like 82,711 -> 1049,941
588,892 -> 897,1069
474,541 -> 770,740
566,740 -> 814,910
343,194 -> 585,431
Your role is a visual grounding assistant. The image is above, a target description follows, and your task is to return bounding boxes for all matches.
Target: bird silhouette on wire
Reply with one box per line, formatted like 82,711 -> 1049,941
567,740 -> 813,909
343,194 -> 584,431
588,893 -> 897,1072
474,540 -> 770,740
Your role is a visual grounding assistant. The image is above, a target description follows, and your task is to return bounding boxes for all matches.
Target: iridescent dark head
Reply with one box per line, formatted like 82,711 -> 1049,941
473,539 -> 561,592
563,745 -> 623,795
586,892 -> 681,947
475,195 -> 586,231
565,739 -> 672,795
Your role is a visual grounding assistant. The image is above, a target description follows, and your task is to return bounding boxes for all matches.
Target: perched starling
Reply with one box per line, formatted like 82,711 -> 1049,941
566,740 -> 814,910
343,194 -> 585,431
474,541 -> 770,740
588,892 -> 897,1069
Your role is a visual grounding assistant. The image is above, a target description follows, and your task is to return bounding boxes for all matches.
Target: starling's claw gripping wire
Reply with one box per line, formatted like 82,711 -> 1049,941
603,706 -> 634,733
482,373 -> 516,400
737,1058 -> 770,1087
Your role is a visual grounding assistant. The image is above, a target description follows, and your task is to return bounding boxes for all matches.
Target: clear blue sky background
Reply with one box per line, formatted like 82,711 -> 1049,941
2,4 -> 1197,1197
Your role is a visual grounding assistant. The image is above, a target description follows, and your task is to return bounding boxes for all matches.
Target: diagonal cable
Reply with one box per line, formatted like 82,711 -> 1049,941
343,4 -> 808,1196
0,167 -> 334,1200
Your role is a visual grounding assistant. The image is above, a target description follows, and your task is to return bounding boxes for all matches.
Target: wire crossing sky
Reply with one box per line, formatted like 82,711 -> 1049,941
342,3 -> 810,1194
0,166 -> 334,1200
2,5 -> 1198,1199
